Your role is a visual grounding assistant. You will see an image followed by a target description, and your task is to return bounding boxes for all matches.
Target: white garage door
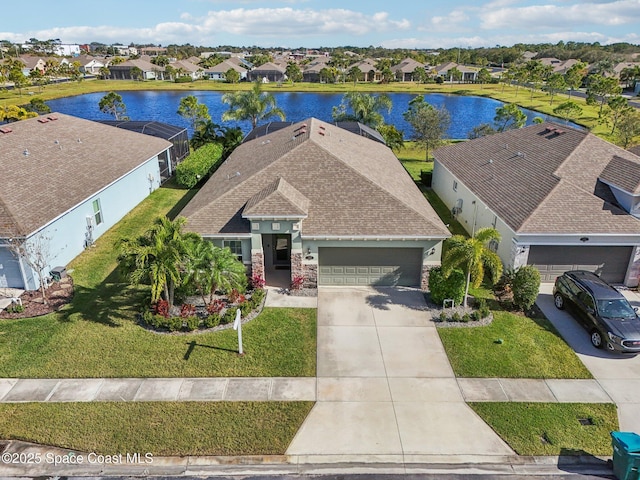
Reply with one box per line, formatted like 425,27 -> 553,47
318,247 -> 422,287
528,245 -> 633,284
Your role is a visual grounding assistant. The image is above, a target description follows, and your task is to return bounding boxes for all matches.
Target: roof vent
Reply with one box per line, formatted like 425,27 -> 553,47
227,171 -> 241,180
0,126 -> 12,134
38,118 -> 49,123
23,149 -> 29,156
47,116 -> 58,121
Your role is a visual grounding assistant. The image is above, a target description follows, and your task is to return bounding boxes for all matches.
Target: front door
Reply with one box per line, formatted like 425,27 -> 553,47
273,234 -> 291,267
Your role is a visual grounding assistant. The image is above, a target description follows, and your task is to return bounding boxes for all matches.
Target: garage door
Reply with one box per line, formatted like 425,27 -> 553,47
0,250 -> 24,289
528,245 -> 633,284
318,247 -> 422,287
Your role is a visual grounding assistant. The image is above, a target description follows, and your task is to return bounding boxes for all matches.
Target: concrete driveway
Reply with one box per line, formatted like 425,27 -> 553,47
286,287 -> 514,462
537,284 -> 640,432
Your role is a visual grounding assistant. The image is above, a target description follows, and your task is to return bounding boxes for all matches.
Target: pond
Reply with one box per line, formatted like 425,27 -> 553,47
46,90 -> 579,139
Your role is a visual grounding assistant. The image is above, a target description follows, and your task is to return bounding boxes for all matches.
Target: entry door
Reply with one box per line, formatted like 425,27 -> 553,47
273,234 -> 291,266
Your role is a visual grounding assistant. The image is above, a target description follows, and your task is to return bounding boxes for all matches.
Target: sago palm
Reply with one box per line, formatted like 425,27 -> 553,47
442,227 -> 503,307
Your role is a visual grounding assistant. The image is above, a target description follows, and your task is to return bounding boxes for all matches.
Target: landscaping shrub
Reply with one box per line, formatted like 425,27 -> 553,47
152,300 -> 170,318
291,275 -> 304,290
174,76 -> 194,83
251,274 -> 266,289
176,143 -> 224,188
470,310 -> 481,321
180,303 -> 196,318
451,311 -> 462,322
512,265 -> 542,311
438,311 -> 448,322
183,316 -> 200,331
420,170 -> 432,187
7,303 -> 24,313
222,307 -> 238,325
462,313 -> 471,322
228,289 -> 245,304
428,266 -> 466,306
250,288 -> 266,306
239,300 -> 253,317
206,299 -> 225,315
204,313 -> 221,328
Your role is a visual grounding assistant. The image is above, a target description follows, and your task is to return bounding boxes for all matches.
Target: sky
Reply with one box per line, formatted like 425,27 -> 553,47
1,0 -> 639,49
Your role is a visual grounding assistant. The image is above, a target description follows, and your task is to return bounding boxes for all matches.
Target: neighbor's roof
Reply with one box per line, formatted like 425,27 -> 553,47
182,118 -> 450,238
434,123 -> 640,235
0,113 -> 171,238
243,121 -> 386,145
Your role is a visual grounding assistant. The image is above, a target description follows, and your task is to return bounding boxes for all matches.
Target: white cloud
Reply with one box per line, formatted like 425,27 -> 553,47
429,9 -> 470,32
479,0 -> 640,30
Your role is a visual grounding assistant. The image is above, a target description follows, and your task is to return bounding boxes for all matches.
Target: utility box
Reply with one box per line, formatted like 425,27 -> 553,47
50,266 -> 67,281
611,431 -> 640,480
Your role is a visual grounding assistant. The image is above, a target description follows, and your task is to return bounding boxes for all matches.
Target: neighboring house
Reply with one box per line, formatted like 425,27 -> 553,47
204,59 -> 247,81
98,120 -> 190,181
108,59 -> 164,80
434,62 -> 479,82
77,55 -> 105,75
18,56 -> 46,76
181,118 -> 450,289
170,60 -> 205,80
391,58 -> 427,82
247,62 -> 287,82
538,58 -> 584,75
347,58 -> 380,82
0,113 -> 172,290
433,122 -> 640,286
302,57 -> 330,83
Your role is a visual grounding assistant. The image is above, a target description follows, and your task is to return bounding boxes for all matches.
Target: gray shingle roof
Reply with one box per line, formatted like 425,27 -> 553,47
0,113 -> 171,238
243,177 -> 309,217
182,118 -> 449,238
434,122 -> 640,235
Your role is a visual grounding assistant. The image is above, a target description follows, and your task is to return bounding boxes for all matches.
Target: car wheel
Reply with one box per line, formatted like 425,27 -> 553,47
591,329 -> 604,349
554,293 -> 565,310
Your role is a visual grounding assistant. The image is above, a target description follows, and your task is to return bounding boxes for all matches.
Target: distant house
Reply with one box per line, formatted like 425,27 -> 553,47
391,58 -> 427,82
247,62 -> 286,82
18,56 -> 46,76
181,118 -> 449,289
108,59 -> 164,80
302,57 -> 330,82
170,60 -> 205,80
0,113 -> 172,290
433,123 -> 640,286
77,55 -> 105,75
434,62 -> 479,82
204,59 -> 248,81
347,58 -> 380,82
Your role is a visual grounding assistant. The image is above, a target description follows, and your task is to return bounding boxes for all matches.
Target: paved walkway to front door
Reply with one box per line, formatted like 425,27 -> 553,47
286,287 -> 515,462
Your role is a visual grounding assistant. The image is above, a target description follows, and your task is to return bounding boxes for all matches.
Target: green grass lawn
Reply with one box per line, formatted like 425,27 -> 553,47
0,180 -> 317,378
0,401 -> 314,456
438,309 -> 592,378
470,403 -> 618,456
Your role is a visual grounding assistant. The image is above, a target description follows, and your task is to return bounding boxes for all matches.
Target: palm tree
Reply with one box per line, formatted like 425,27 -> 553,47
331,91 -> 392,129
118,216 -> 198,308
221,80 -> 286,129
442,227 -> 503,308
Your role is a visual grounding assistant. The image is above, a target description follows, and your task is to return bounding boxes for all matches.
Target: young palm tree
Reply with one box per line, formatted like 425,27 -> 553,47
331,91 -> 392,129
221,80 -> 286,129
442,227 -> 503,308
119,216 -> 198,308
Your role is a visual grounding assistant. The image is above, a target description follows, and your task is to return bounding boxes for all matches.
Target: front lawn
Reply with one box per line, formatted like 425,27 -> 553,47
470,402 -> 618,456
0,401 -> 314,456
438,309 -> 592,379
0,181 -> 317,378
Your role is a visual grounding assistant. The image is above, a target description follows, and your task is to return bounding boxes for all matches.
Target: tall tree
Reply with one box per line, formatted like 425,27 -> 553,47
616,109 -> 640,149
332,91 -> 392,129
177,95 -> 211,132
99,91 -> 128,120
477,68 -> 492,87
221,80 -> 286,129
403,96 -> 450,161
553,101 -> 583,121
494,103 -> 526,132
224,68 -> 240,84
604,95 -> 632,135
442,227 -> 503,308
544,73 -> 566,105
412,66 -> 428,85
377,124 -> 404,151
346,66 -> 363,85
587,74 -> 622,115
564,61 -> 587,99
285,62 -> 302,84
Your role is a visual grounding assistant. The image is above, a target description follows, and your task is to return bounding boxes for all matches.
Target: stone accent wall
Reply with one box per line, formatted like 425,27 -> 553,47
303,263 -> 318,289
624,246 -> 640,287
421,264 -> 432,291
291,252 -> 303,285
251,251 -> 265,280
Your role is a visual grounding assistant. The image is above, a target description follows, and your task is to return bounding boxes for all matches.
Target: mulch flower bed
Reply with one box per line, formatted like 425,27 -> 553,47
0,277 -> 74,319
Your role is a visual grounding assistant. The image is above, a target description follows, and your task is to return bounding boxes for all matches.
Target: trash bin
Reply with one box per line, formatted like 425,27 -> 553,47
611,431 -> 640,480
50,266 -> 67,281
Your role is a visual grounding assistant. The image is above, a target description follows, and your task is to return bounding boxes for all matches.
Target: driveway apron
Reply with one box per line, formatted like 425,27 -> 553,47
286,287 -> 514,460
537,284 -> 640,432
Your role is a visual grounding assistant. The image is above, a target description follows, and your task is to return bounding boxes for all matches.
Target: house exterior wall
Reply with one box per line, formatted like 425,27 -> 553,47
11,154 -> 165,290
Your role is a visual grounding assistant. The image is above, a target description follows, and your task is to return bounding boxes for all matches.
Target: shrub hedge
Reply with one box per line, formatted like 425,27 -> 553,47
429,266 -> 466,306
176,143 -> 224,188
512,265 -> 541,310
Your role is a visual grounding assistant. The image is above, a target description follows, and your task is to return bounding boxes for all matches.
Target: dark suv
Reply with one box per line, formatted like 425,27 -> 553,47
553,270 -> 640,354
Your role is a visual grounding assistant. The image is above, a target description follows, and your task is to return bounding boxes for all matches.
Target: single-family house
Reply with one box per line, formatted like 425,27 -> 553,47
108,59 -> 164,80
18,56 -> 46,76
347,58 -> 380,82
77,55 -> 105,75
391,58 -> 427,82
302,57 -> 330,83
434,62 -> 479,82
170,60 -> 205,80
181,118 -> 450,289
204,60 -> 248,81
432,122 -> 640,286
247,62 -> 287,83
0,113 -> 172,290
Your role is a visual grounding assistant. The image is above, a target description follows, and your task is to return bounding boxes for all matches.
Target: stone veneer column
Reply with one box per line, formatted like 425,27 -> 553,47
291,252 -> 303,286
624,246 -> 640,287
421,264 -> 433,291
303,264 -> 318,289
251,251 -> 265,280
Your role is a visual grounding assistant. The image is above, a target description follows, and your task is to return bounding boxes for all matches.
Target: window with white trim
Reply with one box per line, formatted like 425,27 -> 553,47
223,240 -> 243,262
92,199 -> 103,225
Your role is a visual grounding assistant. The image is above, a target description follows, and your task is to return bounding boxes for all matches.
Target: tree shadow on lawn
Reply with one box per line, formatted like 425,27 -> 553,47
184,340 -> 238,360
59,267 -> 145,328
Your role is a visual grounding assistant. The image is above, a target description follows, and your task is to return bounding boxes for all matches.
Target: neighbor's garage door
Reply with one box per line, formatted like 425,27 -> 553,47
0,250 -> 23,289
529,245 -> 633,284
318,247 -> 422,287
